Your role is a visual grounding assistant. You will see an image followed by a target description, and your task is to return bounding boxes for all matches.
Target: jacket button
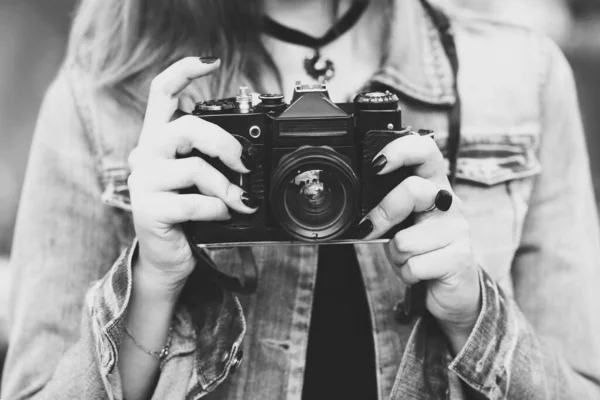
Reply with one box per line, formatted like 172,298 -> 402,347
230,350 -> 244,374
393,300 -> 413,325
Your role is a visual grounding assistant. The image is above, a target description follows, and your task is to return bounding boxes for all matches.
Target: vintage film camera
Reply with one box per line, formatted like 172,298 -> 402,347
182,82 -> 433,247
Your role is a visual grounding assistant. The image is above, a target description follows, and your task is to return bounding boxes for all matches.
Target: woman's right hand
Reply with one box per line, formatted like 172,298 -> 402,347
127,57 -> 259,296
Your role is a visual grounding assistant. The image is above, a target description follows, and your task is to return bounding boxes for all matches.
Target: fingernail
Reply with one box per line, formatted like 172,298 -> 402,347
241,192 -> 260,209
435,189 -> 453,212
356,219 -> 374,239
199,56 -> 219,64
240,145 -> 260,171
371,154 -> 387,174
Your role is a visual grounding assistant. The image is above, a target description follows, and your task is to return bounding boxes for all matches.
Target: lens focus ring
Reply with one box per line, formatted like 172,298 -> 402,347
270,146 -> 360,242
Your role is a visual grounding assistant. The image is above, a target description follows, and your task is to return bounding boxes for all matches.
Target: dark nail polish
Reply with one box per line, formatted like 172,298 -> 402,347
435,189 -> 453,212
240,145 -> 260,171
356,219 -> 374,239
371,155 -> 387,174
199,56 -> 219,64
241,192 -> 260,209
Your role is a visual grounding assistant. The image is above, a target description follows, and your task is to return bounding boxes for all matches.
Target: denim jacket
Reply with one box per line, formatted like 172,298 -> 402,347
3,1 -> 600,399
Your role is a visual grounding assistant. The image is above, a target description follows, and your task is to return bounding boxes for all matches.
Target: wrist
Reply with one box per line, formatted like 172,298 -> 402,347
438,293 -> 481,355
134,255 -> 189,303
438,264 -> 483,354
440,318 -> 477,355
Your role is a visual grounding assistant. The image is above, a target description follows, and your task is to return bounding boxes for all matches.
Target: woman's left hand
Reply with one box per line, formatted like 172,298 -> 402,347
359,134 -> 481,353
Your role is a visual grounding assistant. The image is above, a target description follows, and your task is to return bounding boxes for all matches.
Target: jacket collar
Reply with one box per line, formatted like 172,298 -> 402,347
371,0 -> 456,106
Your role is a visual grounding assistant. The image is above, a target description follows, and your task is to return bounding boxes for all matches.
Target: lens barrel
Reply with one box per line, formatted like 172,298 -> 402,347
270,146 -> 360,242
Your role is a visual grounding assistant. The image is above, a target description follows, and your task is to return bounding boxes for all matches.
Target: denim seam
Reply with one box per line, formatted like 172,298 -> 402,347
285,246 -> 317,399
187,295 -> 246,399
538,35 -> 550,129
423,5 -> 453,100
356,246 -> 385,400
104,239 -> 135,332
537,36 -> 553,164
505,182 -> 521,249
64,61 -> 106,183
98,239 -> 136,375
457,166 -> 542,187
389,317 -> 423,399
448,269 -> 500,394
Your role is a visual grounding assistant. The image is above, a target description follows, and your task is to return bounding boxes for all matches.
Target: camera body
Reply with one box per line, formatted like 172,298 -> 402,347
182,82 -> 433,247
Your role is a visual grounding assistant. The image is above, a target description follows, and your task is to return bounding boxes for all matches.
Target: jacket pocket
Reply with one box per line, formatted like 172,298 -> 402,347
447,131 -> 541,294
454,132 -> 541,186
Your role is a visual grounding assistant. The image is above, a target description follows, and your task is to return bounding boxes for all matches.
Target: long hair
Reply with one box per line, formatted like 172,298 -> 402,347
67,0 -> 279,112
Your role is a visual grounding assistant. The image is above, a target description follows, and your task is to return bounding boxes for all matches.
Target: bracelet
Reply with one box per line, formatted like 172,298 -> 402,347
124,325 -> 173,362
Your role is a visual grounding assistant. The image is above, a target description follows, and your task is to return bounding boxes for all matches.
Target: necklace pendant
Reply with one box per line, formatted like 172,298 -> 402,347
304,50 -> 335,83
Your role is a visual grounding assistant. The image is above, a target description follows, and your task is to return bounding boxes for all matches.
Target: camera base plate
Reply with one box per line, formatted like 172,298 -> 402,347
196,239 -> 391,249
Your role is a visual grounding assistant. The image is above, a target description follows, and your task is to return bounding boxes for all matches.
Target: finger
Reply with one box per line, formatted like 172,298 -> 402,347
128,158 -> 258,214
142,57 -> 221,130
136,193 -> 231,224
386,216 -> 461,266
361,176 -> 451,240
371,134 -> 448,185
150,115 -> 249,173
395,243 -> 460,286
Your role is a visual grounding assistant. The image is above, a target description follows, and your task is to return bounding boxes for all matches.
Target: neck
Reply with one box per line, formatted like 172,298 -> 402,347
263,0 -> 351,37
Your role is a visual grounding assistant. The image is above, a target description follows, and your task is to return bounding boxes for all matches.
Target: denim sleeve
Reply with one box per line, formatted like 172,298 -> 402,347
449,40 -> 600,398
88,240 -> 246,400
391,39 -> 600,400
1,69 -> 245,400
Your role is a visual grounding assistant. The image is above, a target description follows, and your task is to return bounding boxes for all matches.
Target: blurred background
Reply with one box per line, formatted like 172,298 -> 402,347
1,0 -> 599,381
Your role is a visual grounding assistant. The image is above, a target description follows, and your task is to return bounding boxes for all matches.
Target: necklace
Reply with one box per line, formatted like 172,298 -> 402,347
263,1 -> 370,83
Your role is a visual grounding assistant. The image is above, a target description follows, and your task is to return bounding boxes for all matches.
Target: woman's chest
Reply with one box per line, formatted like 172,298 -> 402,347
261,4 -> 386,102
263,38 -> 380,102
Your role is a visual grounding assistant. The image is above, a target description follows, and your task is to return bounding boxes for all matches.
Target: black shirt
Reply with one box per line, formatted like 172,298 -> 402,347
301,245 -> 378,399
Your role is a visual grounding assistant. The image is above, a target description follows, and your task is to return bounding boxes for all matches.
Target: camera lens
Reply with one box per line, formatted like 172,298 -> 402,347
270,146 -> 360,242
287,169 -> 336,223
